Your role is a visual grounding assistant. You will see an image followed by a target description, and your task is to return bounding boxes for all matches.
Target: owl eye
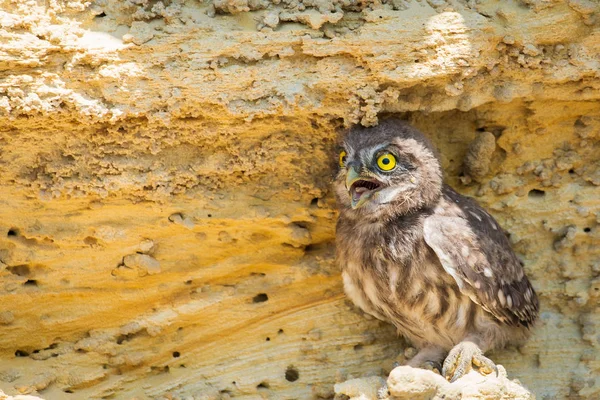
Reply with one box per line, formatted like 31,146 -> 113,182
339,151 -> 347,167
377,153 -> 396,171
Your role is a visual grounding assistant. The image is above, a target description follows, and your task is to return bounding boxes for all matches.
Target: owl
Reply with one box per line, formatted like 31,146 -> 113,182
334,119 -> 539,383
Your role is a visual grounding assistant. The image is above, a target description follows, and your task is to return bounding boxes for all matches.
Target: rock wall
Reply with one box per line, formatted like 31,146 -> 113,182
0,0 -> 598,399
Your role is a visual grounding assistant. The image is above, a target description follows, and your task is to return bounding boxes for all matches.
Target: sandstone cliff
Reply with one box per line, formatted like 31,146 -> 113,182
0,0 -> 598,399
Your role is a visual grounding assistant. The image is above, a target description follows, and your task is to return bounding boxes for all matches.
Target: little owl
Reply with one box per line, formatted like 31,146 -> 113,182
334,119 -> 538,383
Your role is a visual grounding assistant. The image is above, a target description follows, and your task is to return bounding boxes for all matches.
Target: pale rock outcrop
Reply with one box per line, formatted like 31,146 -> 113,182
335,366 -> 534,400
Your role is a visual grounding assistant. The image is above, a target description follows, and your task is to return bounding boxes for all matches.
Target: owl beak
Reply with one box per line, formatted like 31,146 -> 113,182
345,166 -> 361,191
345,167 -> 382,209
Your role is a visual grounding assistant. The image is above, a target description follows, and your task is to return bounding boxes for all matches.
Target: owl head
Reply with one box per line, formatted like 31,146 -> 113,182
334,119 -> 443,219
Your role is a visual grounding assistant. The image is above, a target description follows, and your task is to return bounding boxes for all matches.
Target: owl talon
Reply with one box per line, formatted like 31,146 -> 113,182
443,341 -> 495,382
473,353 -> 498,376
422,360 -> 442,375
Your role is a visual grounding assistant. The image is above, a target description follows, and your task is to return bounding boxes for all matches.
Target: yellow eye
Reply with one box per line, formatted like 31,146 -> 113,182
339,151 -> 347,167
377,153 -> 396,171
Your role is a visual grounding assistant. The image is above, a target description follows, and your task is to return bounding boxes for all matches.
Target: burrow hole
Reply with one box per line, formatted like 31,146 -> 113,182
528,189 -> 545,199
285,366 -> 299,382
15,350 -> 29,357
257,382 -> 270,389
253,293 -> 268,303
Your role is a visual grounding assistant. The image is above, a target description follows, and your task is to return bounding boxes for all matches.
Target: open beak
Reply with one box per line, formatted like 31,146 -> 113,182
345,166 -> 383,209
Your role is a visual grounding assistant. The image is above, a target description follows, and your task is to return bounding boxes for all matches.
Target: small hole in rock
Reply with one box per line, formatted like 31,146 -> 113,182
173,351 -> 180,358
257,382 -> 270,389
15,350 -> 29,357
7,229 -> 18,237
253,293 -> 268,303
293,221 -> 309,229
64,390 -> 74,394
266,337 -> 270,341
7,265 -> 30,277
207,214 -> 212,218
354,344 -> 363,351
285,366 -> 299,382
278,329 -> 284,334
304,244 -> 318,253
584,227 -> 591,233
528,189 -> 545,198
96,12 -> 106,17
310,198 -> 319,207
83,236 -> 98,246
184,280 -> 192,285
569,169 -> 575,174
24,280 -> 38,287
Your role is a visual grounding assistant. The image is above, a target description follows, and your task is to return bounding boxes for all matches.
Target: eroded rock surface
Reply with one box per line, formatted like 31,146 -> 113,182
335,365 -> 534,400
0,0 -> 598,399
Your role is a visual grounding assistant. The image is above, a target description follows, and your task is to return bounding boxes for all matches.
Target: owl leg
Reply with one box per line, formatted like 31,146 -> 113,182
405,346 -> 445,374
442,340 -> 497,383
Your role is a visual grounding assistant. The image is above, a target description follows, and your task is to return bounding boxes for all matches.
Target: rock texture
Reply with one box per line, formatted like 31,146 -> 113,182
335,365 -> 534,400
0,0 -> 598,399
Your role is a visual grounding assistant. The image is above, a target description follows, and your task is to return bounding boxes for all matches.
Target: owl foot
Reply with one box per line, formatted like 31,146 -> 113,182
405,346 -> 445,375
442,341 -> 497,383
421,360 -> 442,375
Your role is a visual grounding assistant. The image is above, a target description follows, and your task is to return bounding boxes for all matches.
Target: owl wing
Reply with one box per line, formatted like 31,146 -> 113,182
423,186 -> 538,328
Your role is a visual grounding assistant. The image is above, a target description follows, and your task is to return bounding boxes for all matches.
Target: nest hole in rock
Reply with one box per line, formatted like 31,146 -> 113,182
257,382 -> 270,389
285,366 -> 299,382
528,189 -> 546,199
253,293 -> 268,303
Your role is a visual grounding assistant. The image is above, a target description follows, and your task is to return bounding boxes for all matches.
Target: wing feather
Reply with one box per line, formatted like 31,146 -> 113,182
423,186 -> 539,328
